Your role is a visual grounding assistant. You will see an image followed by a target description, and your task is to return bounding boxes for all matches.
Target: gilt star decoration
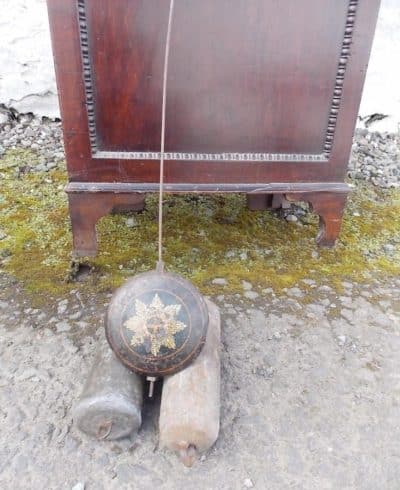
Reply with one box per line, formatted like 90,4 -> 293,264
124,294 -> 187,356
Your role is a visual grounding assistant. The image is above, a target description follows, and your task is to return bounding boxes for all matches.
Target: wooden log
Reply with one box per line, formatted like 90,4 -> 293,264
159,299 -> 221,466
73,339 -> 143,440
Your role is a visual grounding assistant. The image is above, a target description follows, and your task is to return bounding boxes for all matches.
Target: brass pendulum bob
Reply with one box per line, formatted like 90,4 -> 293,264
105,264 -> 209,393
105,0 -> 208,396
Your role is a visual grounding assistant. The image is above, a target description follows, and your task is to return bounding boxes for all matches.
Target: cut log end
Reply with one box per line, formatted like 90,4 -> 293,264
73,339 -> 143,441
178,444 -> 198,467
159,299 -> 221,466
74,395 -> 142,440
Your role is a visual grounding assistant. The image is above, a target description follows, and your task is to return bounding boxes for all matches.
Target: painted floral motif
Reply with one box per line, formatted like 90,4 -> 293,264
124,294 -> 187,356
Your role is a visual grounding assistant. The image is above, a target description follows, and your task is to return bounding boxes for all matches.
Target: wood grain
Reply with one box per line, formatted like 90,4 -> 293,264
46,0 -> 381,253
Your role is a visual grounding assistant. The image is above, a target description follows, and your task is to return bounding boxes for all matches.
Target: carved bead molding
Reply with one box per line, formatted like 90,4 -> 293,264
77,0 -> 358,163
93,151 -> 326,162
324,0 -> 358,157
77,0 -> 97,152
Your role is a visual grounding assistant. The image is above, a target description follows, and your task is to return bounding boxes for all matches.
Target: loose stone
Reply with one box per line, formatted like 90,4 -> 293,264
69,310 -> 83,321
56,321 -> 71,333
71,483 -> 85,490
243,478 -> 254,488
126,217 -> 137,228
212,278 -> 227,286
242,280 -> 253,291
244,291 -> 259,300
286,287 -> 303,298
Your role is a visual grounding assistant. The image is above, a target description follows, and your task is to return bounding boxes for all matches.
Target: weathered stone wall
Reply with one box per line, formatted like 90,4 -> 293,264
0,0 -> 399,131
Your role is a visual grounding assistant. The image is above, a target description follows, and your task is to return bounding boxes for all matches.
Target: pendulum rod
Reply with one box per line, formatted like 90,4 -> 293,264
157,0 -> 175,273
147,0 -> 175,398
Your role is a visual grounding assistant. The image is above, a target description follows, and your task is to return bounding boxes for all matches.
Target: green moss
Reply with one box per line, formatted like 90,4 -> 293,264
0,150 -> 71,297
0,148 -> 399,302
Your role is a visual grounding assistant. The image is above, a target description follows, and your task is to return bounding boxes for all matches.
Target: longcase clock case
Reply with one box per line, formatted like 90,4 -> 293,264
46,0 -> 381,256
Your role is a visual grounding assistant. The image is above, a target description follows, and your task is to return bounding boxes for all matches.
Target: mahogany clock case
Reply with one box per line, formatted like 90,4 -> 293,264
46,0 -> 381,256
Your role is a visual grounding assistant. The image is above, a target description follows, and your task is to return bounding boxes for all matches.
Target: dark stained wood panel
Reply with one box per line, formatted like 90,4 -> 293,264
86,0 -> 168,152
46,0 -> 381,255
166,0 -> 348,155
86,0 -> 348,155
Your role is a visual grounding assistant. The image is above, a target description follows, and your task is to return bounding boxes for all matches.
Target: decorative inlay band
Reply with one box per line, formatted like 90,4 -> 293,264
323,0 -> 358,157
77,0 -> 358,163
94,151 -> 327,162
77,0 -> 97,152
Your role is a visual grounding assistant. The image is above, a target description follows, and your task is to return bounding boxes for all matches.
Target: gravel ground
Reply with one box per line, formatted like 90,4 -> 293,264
349,129 -> 400,188
0,114 -> 400,489
0,274 -> 399,489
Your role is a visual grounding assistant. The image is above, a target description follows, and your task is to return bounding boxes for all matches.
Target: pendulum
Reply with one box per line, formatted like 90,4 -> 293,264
105,0 -> 209,396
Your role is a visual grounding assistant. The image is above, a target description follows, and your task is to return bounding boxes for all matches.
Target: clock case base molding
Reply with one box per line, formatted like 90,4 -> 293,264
66,182 -> 349,256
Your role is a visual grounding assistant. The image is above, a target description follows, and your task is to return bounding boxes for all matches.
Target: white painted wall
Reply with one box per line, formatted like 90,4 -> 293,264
0,0 -> 399,132
0,0 -> 58,118
359,0 -> 400,132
